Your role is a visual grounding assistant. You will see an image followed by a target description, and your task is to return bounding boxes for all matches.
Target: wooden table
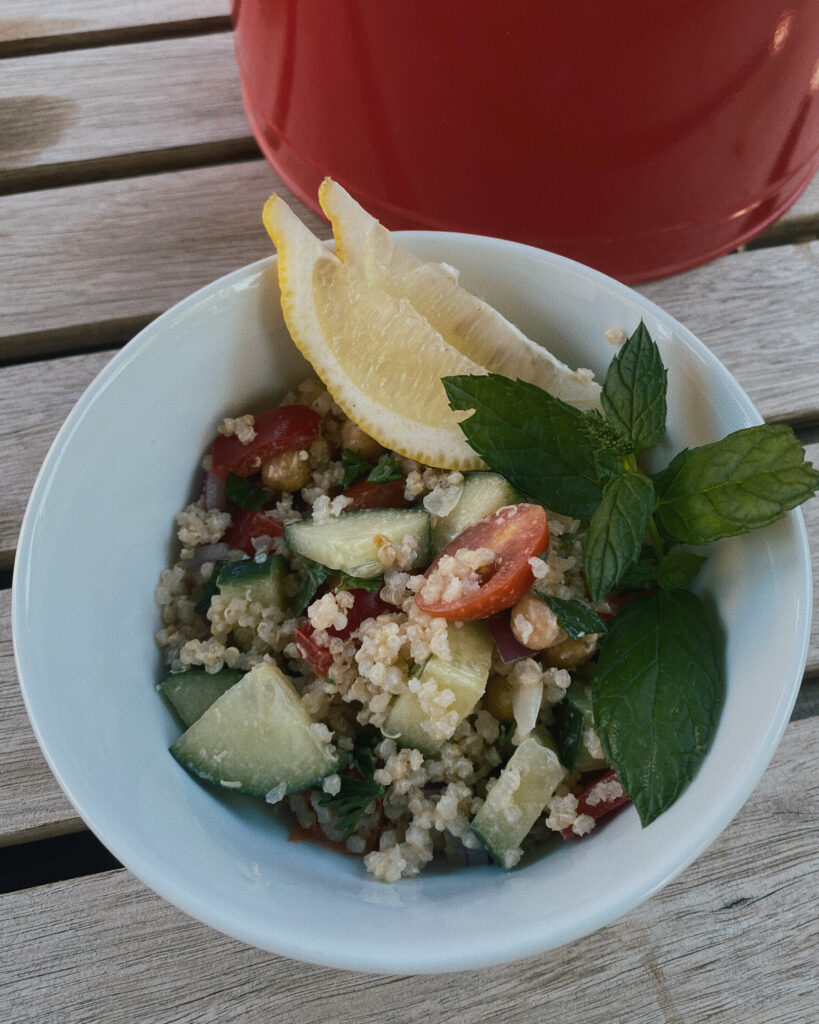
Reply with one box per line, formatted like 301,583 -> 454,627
2,6 -> 817,1021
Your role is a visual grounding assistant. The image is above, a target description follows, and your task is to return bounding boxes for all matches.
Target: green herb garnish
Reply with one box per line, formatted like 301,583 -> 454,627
539,596 -> 607,640
367,453 -> 404,483
291,558 -> 332,616
318,744 -> 385,839
224,472 -> 270,510
444,321 -> 818,826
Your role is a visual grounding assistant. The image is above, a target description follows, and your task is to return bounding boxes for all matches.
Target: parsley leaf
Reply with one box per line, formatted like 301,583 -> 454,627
291,558 -> 332,616
591,589 -> 723,826
601,321 -> 667,453
654,424 -> 819,545
367,453 -> 404,483
339,449 -> 372,487
335,572 -> 382,592
318,744 -> 385,839
225,472 -> 270,510
443,373 -> 623,518
539,595 -> 607,639
584,471 -> 656,602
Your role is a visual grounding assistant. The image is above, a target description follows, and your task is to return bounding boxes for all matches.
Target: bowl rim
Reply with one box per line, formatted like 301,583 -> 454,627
12,235 -> 813,973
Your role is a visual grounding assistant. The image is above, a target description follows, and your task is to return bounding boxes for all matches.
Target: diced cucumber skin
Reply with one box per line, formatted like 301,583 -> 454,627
215,555 -> 287,650
284,508 -> 431,578
216,554 -> 287,609
383,622 -> 493,756
170,661 -> 338,797
432,472 -> 520,552
471,734 -> 565,867
556,683 -> 608,773
160,668 -> 243,727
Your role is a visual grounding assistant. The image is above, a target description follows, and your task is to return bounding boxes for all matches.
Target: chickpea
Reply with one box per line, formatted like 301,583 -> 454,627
261,450 -> 311,493
482,674 -> 515,721
340,419 -> 384,461
543,633 -> 600,670
509,591 -> 567,650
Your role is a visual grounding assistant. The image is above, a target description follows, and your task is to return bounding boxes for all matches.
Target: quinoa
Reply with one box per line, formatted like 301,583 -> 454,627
155,380 -> 621,881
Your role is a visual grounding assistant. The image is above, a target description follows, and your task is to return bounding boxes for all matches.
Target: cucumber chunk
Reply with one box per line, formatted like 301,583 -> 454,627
471,730 -> 565,868
170,661 -> 338,797
215,554 -> 287,649
216,553 -> 287,608
553,682 -> 608,773
159,668 -> 243,727
383,621 -> 493,756
285,508 -> 431,578
432,472 -> 520,552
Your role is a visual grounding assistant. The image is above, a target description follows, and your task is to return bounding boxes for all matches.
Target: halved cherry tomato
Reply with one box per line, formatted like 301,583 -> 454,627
341,477 -> 409,510
561,769 -> 631,840
210,405 -> 322,479
415,503 -> 549,621
222,509 -> 283,556
294,588 -> 390,675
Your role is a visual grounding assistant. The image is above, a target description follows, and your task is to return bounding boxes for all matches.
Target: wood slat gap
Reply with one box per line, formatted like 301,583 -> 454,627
0,137 -> 260,198
0,325 -> 148,369
0,15 -> 231,59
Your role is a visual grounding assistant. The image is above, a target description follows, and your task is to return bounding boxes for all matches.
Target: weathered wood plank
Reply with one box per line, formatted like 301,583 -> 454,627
0,161 -> 324,360
0,590 -> 82,845
0,349 -> 114,571
638,241 -> 819,426
0,1 -> 228,55
0,31 -> 252,189
1,714 -> 815,1023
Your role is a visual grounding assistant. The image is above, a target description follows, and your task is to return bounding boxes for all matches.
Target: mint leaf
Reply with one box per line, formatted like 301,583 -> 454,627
339,449 -> 372,487
367,453 -> 403,483
601,321 -> 667,453
443,374 -> 622,518
552,693 -> 587,773
584,472 -> 656,602
539,595 -> 607,639
225,472 -> 269,510
656,551 -> 707,589
654,424 -> 819,544
591,590 -> 723,826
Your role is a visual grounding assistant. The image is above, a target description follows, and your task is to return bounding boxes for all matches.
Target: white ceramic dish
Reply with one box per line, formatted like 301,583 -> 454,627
13,234 -> 812,974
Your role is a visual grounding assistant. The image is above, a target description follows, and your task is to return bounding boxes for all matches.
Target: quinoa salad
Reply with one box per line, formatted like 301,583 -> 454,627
155,378 -> 629,882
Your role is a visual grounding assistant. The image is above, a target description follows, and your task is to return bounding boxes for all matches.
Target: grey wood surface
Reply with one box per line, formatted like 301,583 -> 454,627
1,10 -> 818,1023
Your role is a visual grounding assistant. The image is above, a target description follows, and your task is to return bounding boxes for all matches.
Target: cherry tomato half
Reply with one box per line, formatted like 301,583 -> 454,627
223,510 -> 283,556
415,503 -> 549,621
294,588 -> 390,675
210,405 -> 322,480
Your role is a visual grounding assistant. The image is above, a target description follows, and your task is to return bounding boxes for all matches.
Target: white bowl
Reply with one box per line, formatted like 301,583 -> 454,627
13,234 -> 812,973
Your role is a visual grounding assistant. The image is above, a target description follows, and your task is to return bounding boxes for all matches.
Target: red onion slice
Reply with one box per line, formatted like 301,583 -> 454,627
488,611 -> 539,663
202,471 -> 226,511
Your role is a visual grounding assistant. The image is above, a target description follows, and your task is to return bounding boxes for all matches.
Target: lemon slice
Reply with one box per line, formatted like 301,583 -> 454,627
318,178 -> 601,412
264,193 -> 488,470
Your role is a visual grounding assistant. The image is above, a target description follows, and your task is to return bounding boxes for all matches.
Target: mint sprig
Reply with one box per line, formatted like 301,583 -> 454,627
443,320 -> 817,827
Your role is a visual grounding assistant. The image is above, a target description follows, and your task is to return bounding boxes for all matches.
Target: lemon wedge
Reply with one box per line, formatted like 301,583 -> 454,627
264,193 -> 488,470
318,177 -> 601,412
